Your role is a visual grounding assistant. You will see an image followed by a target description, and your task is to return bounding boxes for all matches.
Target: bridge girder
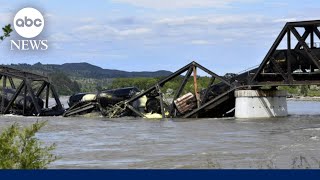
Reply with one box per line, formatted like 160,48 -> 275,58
250,20 -> 320,86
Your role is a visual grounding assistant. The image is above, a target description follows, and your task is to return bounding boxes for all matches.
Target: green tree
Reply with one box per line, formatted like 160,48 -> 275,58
0,121 -> 58,169
300,85 -> 309,96
49,71 -> 81,95
0,24 -> 13,41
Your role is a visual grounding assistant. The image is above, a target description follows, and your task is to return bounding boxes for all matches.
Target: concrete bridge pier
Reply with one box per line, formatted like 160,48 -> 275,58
235,90 -> 288,119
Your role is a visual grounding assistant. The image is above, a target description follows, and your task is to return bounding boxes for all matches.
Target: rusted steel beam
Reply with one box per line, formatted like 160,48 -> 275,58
192,66 -> 200,108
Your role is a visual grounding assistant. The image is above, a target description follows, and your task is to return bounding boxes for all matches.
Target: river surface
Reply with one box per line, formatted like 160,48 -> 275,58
0,99 -> 320,169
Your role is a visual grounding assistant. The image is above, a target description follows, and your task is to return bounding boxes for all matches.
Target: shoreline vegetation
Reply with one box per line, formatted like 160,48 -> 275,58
287,96 -> 320,101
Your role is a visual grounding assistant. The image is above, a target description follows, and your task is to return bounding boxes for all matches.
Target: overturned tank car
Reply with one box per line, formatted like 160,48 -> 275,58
63,87 -> 146,117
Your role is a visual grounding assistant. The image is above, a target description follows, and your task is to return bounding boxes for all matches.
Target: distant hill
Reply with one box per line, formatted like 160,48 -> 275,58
7,62 -> 173,79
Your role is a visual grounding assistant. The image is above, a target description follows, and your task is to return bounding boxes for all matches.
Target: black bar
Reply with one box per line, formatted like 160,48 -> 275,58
127,104 -> 146,118
1,76 -> 7,113
201,76 -> 215,104
173,66 -> 193,101
26,80 -> 42,115
36,82 -> 47,97
294,29 -> 310,50
8,77 -> 16,89
0,71 -> 47,81
313,27 -> 320,40
287,20 -> 320,27
287,30 -> 293,83
311,29 -> 314,48
156,84 -> 165,118
46,84 -> 49,108
169,66 -> 193,116
0,65 -> 48,80
50,85 -> 63,109
63,103 -> 96,117
3,80 -> 25,114
23,83 -> 27,115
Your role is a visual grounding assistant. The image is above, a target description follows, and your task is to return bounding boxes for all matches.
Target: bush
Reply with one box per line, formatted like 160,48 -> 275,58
0,121 -> 58,169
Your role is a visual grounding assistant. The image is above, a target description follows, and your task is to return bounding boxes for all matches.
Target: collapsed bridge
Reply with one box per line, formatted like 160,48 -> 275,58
73,20 -> 320,119
0,66 -> 64,116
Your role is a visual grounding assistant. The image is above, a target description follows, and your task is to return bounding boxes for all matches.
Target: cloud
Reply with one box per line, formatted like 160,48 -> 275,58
190,40 -> 215,45
48,33 -> 74,42
73,24 -> 151,38
113,0 -> 258,9
62,13 -> 286,46
273,18 -> 297,23
154,15 -> 259,26
117,28 -> 151,36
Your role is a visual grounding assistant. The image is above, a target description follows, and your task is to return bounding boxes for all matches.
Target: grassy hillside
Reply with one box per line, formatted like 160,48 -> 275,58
2,62 -> 172,95
8,62 -> 172,79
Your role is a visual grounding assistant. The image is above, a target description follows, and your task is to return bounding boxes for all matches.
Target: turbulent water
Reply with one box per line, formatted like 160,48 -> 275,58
0,99 -> 320,169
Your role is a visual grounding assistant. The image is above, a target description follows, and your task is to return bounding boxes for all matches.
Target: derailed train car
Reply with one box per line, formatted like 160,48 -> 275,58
63,87 -> 147,117
63,61 -> 236,119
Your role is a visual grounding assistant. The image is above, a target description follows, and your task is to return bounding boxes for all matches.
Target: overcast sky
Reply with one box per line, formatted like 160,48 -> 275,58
0,0 -> 319,75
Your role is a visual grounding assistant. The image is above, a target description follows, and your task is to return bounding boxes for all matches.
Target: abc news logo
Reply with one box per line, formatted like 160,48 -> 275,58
16,16 -> 43,28
11,7 -> 48,51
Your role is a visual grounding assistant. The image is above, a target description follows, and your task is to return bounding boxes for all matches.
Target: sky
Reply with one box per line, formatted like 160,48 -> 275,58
0,0 -> 320,75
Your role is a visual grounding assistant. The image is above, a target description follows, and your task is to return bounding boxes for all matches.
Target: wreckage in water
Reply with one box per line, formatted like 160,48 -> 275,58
63,87 -> 143,117
64,61 -> 235,118
0,66 -> 64,116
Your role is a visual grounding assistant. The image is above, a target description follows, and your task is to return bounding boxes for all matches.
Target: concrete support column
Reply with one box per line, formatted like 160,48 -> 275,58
235,90 -> 288,119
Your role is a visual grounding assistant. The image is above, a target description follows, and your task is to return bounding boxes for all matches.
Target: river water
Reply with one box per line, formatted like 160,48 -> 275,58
0,99 -> 320,169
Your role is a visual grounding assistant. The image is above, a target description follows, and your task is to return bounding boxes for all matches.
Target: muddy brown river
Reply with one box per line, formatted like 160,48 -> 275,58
0,99 -> 320,169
